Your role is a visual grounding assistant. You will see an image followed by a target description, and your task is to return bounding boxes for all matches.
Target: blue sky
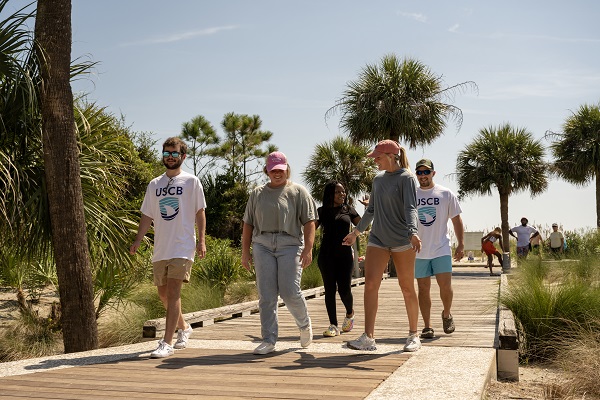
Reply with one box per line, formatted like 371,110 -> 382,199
8,1 -> 599,234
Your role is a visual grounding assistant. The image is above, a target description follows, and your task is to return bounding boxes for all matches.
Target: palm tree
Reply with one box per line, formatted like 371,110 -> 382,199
302,136 -> 377,205
549,102 -> 600,227
326,54 -> 476,149
0,1 -> 151,351
35,0 -> 98,352
456,123 -> 548,251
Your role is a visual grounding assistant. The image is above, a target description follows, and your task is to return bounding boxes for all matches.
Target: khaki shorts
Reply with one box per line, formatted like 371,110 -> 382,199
153,258 -> 193,286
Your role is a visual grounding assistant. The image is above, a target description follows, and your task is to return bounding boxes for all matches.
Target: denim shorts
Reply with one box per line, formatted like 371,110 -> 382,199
367,241 -> 413,253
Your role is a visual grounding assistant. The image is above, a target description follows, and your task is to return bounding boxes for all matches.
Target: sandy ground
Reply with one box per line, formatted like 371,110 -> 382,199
484,366 -> 571,400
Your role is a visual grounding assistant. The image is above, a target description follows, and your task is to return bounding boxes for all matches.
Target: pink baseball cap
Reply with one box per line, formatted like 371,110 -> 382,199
367,140 -> 401,158
266,151 -> 288,172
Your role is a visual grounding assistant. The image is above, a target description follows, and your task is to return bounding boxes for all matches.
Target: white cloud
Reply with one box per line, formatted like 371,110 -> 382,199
120,25 -> 238,46
397,11 -> 427,23
448,24 -> 460,33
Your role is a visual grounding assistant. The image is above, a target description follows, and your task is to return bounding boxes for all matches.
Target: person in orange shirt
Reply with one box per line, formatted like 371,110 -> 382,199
481,227 -> 503,276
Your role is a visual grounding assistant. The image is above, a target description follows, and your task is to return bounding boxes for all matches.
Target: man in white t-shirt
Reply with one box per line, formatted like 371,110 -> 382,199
130,137 -> 207,358
415,159 -> 464,339
509,217 -> 539,259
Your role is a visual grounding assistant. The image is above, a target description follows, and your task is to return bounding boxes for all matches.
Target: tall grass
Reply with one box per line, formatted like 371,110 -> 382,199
500,254 -> 600,363
555,318 -> 600,398
0,308 -> 62,361
97,280 -> 225,348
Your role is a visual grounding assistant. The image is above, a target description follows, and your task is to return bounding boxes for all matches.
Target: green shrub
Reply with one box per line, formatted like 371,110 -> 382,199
301,262 -> 323,290
193,237 -> 243,292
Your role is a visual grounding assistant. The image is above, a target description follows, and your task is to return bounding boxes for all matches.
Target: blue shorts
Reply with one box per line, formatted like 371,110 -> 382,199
415,255 -> 452,278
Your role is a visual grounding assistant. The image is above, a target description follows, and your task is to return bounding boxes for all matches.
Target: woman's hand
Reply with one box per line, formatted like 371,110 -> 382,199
299,248 -> 312,269
241,252 -> 252,271
342,232 -> 357,246
410,234 -> 422,253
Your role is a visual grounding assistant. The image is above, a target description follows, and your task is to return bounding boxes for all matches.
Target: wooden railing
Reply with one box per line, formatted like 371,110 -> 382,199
142,277 -> 367,339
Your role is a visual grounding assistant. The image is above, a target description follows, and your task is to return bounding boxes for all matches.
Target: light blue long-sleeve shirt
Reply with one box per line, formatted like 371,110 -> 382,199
355,168 -> 418,247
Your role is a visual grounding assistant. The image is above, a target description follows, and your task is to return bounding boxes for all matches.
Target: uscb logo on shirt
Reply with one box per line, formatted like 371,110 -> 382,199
418,206 -> 436,227
159,197 -> 179,221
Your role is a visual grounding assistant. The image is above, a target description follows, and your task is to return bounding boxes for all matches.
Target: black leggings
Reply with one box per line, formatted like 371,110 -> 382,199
317,246 -> 354,326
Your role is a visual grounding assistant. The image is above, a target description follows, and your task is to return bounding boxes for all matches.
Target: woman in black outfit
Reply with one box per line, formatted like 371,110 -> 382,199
316,181 -> 361,337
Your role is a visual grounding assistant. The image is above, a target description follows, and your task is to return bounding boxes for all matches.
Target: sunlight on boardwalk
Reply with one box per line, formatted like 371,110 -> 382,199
0,266 -> 499,399
0,349 -> 409,399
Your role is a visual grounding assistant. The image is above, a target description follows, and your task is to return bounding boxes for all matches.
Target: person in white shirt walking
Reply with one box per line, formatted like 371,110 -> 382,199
414,159 -> 464,339
130,137 -> 207,358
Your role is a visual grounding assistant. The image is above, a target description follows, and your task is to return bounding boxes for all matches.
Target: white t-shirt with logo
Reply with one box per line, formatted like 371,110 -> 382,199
416,184 -> 462,259
141,171 -> 206,262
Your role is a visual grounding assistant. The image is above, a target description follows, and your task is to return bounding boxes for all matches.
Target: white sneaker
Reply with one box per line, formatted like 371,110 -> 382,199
173,324 -> 193,349
323,324 -> 340,337
253,341 -> 275,355
403,333 -> 421,352
150,339 -> 174,358
347,333 -> 376,351
300,320 -> 313,348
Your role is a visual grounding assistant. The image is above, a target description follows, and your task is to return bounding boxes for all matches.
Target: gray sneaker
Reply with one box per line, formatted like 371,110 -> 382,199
253,341 -> 275,355
300,320 -> 313,348
347,333 -> 376,351
442,312 -> 455,334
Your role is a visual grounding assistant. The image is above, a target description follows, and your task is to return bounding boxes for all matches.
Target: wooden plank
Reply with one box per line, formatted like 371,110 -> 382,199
0,349 -> 405,400
0,266 -> 499,400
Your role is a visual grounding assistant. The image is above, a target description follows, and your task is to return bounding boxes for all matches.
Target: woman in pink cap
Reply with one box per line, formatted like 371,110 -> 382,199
342,139 -> 422,352
241,151 -> 317,355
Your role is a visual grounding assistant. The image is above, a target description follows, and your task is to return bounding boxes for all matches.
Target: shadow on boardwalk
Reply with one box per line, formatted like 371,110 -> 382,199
0,265 -> 500,400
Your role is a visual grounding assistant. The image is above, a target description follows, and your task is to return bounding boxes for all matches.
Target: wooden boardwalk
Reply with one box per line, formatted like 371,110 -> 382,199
0,265 -> 499,399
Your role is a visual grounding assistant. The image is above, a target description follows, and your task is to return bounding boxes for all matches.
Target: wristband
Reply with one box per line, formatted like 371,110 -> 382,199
353,230 -> 360,237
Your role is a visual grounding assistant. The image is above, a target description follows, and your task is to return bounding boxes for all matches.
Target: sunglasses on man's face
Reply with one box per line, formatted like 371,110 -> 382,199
416,170 -> 432,175
163,151 -> 181,159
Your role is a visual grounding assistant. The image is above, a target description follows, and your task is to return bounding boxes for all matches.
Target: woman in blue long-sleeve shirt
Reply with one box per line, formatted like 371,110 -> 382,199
342,140 -> 422,352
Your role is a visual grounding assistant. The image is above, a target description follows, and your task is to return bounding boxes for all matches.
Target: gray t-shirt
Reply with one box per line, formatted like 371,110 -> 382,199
243,181 -> 317,242
356,168 -> 418,247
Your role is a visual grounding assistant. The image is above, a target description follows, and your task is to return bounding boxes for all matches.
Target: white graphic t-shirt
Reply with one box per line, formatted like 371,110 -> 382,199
141,170 -> 206,262
416,184 -> 462,259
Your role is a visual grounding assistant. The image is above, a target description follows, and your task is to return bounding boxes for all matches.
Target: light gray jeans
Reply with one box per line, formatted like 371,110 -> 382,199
252,232 -> 310,344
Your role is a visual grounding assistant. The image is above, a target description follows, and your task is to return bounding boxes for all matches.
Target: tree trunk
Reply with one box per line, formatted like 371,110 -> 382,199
35,0 -> 98,352
499,189 -> 511,254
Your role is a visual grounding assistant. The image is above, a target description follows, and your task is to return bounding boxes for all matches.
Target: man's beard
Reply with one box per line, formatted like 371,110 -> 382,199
163,158 -> 183,170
